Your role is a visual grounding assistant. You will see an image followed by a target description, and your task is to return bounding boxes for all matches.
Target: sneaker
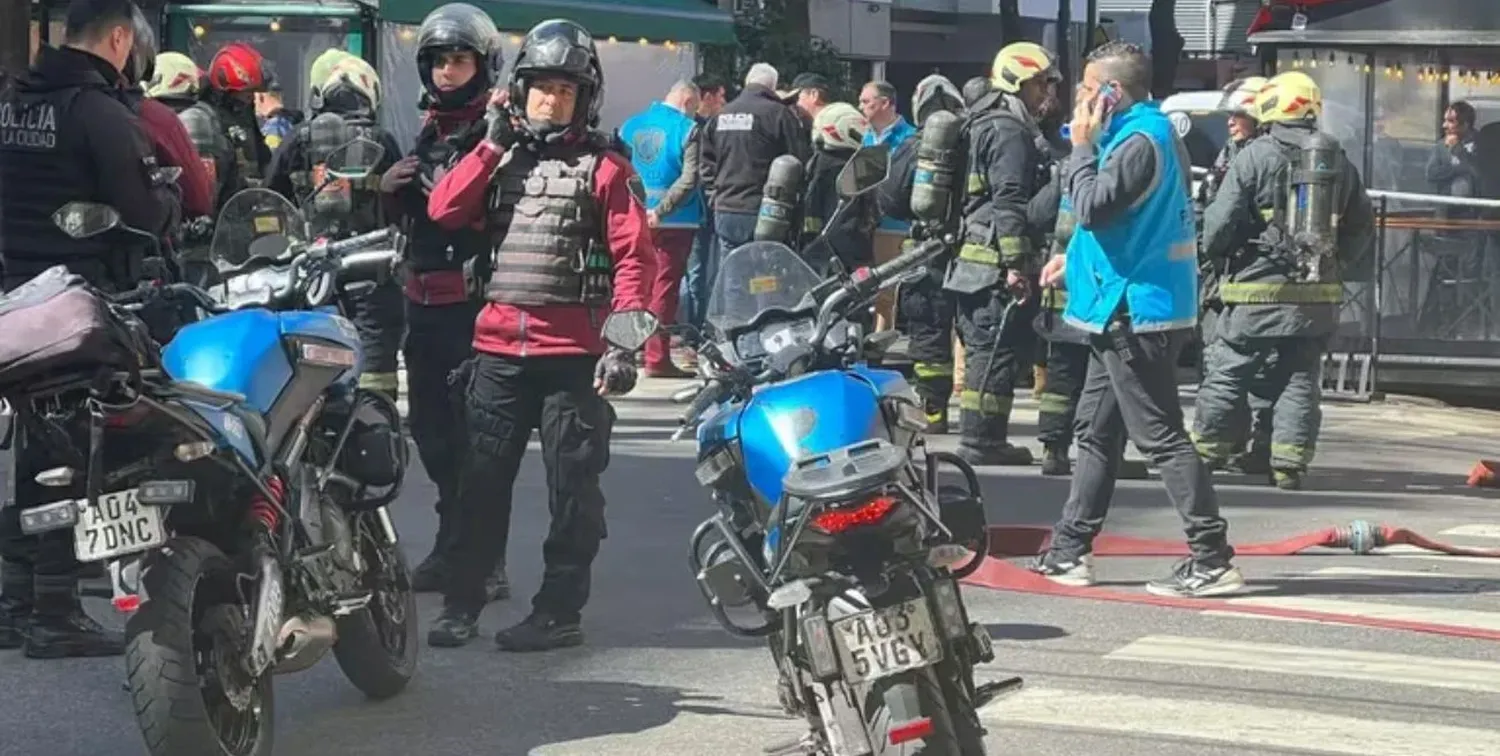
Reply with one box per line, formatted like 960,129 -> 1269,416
1271,469 -> 1303,491
1028,552 -> 1095,587
494,612 -> 583,652
427,608 -> 480,648
1040,446 -> 1071,476
1145,558 -> 1245,598
484,565 -> 511,603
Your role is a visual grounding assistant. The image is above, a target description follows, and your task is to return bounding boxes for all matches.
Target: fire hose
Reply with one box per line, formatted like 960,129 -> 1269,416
962,521 -> 1500,641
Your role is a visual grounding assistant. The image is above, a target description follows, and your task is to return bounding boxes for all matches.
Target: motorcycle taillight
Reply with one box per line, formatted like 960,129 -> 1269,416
809,495 -> 897,534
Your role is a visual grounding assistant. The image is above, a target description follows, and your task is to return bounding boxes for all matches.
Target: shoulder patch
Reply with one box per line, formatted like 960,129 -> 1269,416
625,172 -> 647,210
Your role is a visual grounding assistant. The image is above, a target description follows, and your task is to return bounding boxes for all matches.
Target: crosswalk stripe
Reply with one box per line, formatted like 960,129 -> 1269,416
1223,595 -> 1500,632
1105,634 -> 1500,694
1378,544 -> 1500,565
981,687 -> 1500,754
1440,524 -> 1500,539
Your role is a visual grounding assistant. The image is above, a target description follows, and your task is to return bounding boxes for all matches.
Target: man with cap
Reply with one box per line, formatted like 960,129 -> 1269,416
785,72 -> 832,123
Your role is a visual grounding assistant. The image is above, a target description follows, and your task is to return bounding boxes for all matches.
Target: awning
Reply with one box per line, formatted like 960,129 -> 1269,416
1249,0 -> 1500,47
379,0 -> 736,45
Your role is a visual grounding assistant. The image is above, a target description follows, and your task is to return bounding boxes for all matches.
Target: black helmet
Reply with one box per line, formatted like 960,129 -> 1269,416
127,4 -> 158,85
416,3 -> 503,110
961,76 -> 990,108
508,19 -> 603,140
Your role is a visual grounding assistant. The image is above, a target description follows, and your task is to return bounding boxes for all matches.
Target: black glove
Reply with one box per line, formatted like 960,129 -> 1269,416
485,102 -> 520,150
594,348 -> 638,396
380,156 -> 420,194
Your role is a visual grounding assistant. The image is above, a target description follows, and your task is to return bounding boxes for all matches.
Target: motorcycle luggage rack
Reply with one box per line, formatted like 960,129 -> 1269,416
782,439 -> 906,502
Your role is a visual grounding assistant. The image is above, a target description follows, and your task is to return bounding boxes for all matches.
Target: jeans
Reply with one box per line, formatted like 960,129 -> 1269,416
679,212 -> 716,329
1048,327 -> 1234,567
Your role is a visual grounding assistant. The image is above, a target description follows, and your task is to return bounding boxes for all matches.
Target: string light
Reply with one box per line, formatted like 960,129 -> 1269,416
268,18 -> 281,32
193,24 -> 206,38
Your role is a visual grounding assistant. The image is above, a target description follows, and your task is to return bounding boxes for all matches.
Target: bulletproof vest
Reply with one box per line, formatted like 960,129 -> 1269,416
483,146 -> 609,307
294,113 -> 383,239
405,118 -> 488,272
0,82 -> 139,289
172,100 -> 234,204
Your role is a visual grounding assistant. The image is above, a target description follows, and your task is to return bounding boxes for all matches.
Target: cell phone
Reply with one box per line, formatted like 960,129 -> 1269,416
1095,83 -> 1122,116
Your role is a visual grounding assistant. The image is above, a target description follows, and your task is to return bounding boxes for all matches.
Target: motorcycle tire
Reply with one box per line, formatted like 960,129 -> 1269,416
862,667 -> 974,755
125,536 -> 275,756
333,511 -> 418,699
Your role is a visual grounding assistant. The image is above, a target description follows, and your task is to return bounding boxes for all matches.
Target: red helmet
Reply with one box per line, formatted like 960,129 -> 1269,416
208,42 -> 270,92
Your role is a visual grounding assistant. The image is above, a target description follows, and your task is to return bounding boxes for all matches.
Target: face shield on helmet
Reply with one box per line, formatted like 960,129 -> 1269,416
911,74 -> 963,125
417,3 -> 503,110
147,52 -> 202,99
126,5 -> 157,85
812,102 -> 869,152
1253,71 -> 1323,125
509,19 -> 603,139
318,57 -> 382,116
309,49 -> 355,103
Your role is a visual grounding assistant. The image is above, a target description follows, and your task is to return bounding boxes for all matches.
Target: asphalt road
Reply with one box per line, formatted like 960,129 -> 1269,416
4,378 -> 1500,756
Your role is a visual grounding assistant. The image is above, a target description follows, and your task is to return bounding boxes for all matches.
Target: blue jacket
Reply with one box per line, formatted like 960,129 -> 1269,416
1062,101 -> 1198,334
864,116 -> 917,234
619,101 -> 704,228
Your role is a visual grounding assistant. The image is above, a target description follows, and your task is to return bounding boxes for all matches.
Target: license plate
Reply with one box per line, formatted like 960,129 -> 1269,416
74,490 -> 165,562
832,598 -> 943,684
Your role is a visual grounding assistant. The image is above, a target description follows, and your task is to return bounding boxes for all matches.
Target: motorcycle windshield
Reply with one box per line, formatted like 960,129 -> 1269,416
209,188 -> 306,269
704,242 -> 822,334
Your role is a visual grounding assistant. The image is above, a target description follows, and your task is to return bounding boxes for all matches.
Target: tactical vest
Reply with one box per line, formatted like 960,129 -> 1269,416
0,82 -> 136,289
483,147 -> 610,307
405,118 -> 488,272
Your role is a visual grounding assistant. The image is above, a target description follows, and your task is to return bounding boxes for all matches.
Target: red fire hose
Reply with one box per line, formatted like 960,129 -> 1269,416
962,521 -> 1500,641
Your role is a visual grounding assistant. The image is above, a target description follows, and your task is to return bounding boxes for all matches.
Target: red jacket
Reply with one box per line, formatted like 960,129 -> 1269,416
428,139 -> 654,357
136,98 -> 215,217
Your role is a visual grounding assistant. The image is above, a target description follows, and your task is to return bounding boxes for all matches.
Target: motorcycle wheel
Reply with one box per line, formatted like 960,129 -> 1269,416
125,536 -> 275,756
862,668 -> 971,756
333,510 -> 418,699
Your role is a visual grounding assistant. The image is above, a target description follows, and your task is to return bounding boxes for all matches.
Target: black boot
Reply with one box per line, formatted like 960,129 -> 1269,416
484,563 -> 510,602
1040,445 -> 1071,476
410,546 -> 449,594
24,575 -> 125,659
957,441 -> 1034,467
494,611 -> 583,652
0,561 -> 33,650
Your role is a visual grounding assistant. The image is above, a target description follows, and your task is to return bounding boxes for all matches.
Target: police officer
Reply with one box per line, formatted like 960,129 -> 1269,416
949,42 -> 1062,466
1195,71 -> 1376,490
0,0 -> 178,658
884,75 -> 966,432
1196,76 -> 1276,476
264,56 -> 405,401
205,42 -> 274,188
379,2 -> 508,600
424,19 -> 652,651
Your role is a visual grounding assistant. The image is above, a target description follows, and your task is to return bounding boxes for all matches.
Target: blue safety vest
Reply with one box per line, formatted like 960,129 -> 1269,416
619,101 -> 703,228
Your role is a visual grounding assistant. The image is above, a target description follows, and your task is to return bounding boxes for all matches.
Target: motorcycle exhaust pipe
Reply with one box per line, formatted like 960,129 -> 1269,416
274,615 -> 338,675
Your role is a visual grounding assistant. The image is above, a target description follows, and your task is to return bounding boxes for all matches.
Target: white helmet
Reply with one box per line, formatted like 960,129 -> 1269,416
812,102 -> 869,151
320,56 -> 382,114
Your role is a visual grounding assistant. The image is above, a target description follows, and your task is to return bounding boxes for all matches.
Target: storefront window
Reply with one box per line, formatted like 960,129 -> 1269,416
183,15 -> 356,114
29,18 -> 66,64
1275,48 -> 1369,178
1370,51 -> 1443,192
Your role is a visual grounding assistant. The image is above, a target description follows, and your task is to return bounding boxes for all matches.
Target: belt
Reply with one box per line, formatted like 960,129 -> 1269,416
402,268 -> 467,306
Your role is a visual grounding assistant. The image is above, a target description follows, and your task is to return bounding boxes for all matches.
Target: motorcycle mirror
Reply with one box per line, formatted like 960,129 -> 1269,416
324,137 -> 386,180
836,143 -> 892,199
52,202 -> 121,239
600,309 -> 660,352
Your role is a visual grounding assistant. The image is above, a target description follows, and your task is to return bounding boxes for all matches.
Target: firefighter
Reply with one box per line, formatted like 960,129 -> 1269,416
424,19 -> 652,651
1195,71 -> 1376,490
380,2 -> 509,600
204,42 -> 274,188
802,102 -> 875,276
264,56 -> 405,402
948,42 -> 1062,466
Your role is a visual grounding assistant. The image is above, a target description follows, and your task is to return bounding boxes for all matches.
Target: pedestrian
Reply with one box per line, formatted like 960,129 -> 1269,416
700,62 -> 809,287
381,1 -> 509,602
1195,71 -> 1375,491
782,71 -> 833,133
204,42 -> 274,187
0,0 -> 179,658
948,42 -> 1062,467
423,18 -> 652,651
678,73 -> 727,337
1031,41 -> 1243,598
619,79 -> 703,378
802,101 -> 875,276
857,80 -> 917,331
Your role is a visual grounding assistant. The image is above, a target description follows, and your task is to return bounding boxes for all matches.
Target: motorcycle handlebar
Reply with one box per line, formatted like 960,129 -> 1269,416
322,228 -> 393,257
813,238 -> 946,346
111,282 -> 225,314
338,249 -> 397,278
674,378 -> 726,439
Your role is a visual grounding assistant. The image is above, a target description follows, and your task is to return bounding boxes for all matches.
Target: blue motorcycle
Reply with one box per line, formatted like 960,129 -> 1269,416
676,147 -> 996,755
16,140 -> 413,756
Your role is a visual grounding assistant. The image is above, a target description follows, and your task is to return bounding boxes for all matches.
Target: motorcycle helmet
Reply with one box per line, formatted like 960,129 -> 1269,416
1253,71 -> 1322,125
319,57 -> 382,116
990,42 -> 1059,94
911,74 -> 963,125
811,102 -> 869,152
416,3 -> 503,110
508,19 -> 603,140
147,52 -> 203,99
208,42 -> 272,93
126,4 -> 157,85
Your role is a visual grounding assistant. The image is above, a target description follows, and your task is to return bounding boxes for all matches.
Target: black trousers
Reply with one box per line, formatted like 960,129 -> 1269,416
1036,339 -> 1089,448
898,271 -> 956,418
443,353 -> 614,619
955,288 -> 1037,448
0,431 -> 81,582
1048,328 -> 1234,567
342,279 -> 407,395
403,299 -> 478,557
